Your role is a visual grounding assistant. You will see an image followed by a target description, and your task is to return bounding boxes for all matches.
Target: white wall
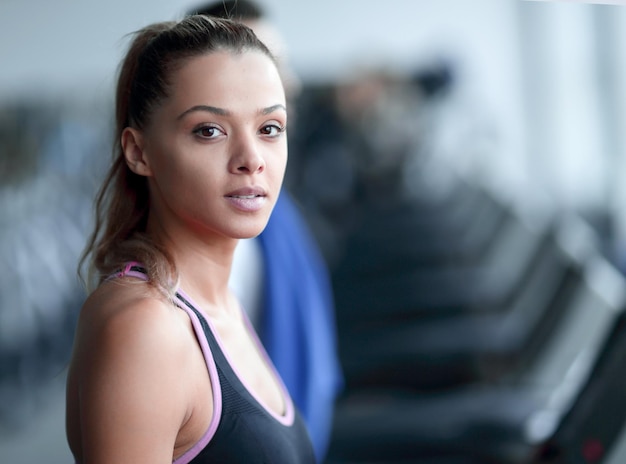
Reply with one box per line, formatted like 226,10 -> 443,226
519,1 -> 609,210
0,0 -> 195,100
0,0 -> 523,104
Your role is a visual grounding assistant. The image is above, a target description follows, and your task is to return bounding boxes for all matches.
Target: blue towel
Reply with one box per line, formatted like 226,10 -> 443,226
257,193 -> 343,462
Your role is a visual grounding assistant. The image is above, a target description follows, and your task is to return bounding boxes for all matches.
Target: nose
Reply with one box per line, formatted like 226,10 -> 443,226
228,133 -> 265,174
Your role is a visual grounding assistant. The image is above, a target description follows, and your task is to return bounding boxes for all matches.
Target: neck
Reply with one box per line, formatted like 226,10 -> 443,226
146,213 -> 239,317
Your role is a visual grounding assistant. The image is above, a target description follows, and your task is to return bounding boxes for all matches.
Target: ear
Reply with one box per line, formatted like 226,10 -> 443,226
121,127 -> 152,177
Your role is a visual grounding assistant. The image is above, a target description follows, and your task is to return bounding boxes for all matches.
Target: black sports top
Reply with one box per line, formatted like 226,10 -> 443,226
115,264 -> 316,464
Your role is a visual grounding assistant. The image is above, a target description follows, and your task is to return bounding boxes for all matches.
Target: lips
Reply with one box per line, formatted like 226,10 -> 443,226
225,186 -> 268,212
225,186 -> 267,199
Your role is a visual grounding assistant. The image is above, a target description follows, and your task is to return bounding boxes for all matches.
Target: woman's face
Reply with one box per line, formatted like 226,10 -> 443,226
135,50 -> 287,241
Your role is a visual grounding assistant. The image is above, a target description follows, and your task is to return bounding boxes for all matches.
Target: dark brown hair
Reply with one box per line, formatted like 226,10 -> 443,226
188,0 -> 265,21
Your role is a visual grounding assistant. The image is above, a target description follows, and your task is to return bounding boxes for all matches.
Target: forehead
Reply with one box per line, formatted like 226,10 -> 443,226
164,50 -> 285,112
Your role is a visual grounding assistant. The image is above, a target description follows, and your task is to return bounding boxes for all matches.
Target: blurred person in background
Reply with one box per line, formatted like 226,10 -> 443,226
65,15 -> 315,463
188,1 -> 344,461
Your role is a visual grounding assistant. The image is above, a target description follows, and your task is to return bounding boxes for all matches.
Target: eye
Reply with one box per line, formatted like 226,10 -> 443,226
193,125 -> 225,139
259,123 -> 286,138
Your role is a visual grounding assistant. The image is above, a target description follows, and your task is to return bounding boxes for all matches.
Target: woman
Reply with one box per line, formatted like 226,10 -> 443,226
65,15 -> 315,463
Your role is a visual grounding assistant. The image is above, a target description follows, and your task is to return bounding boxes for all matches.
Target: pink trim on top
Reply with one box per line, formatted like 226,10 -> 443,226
177,288 -> 295,426
104,261 -> 148,282
105,263 -> 223,464
172,293 -> 223,464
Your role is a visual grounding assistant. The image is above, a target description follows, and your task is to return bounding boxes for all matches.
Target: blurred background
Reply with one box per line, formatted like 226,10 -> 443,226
4,0 -> 626,462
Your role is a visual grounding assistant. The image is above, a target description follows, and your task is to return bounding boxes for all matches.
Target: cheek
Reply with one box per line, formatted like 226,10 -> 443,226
268,158 -> 287,195
160,159 -> 216,197
148,137 -> 208,185
150,152 -> 183,190
148,147 -> 203,202
269,143 -> 288,180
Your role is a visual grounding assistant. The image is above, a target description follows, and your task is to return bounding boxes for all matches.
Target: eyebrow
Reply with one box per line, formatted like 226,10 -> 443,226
261,104 -> 287,115
176,104 -> 286,120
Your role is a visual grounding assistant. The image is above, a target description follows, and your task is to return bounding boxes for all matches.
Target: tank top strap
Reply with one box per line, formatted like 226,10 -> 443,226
104,261 -> 148,282
175,288 -> 295,426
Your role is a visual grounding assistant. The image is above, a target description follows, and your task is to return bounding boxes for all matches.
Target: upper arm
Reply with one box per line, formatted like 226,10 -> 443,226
77,298 -> 190,464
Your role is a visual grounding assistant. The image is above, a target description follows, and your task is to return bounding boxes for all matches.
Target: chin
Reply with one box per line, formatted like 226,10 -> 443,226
232,221 -> 270,240
232,231 -> 260,240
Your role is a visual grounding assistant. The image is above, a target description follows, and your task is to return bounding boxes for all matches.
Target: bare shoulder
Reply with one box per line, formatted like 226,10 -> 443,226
71,278 -> 193,388
67,279 -> 195,463
76,279 -> 183,352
